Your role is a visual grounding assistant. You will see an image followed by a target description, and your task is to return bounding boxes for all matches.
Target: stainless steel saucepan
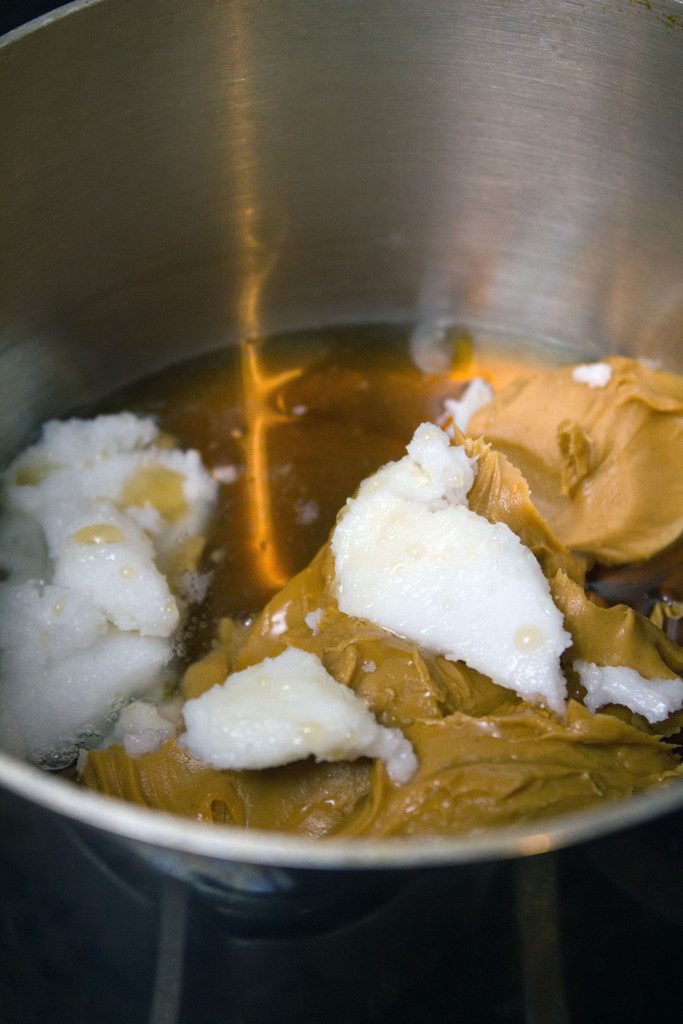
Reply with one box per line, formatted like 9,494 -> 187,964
1,2 -> 682,1021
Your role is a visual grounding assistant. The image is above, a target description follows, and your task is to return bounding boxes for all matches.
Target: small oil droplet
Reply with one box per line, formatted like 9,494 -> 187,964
514,625 -> 545,652
72,524 -> 124,545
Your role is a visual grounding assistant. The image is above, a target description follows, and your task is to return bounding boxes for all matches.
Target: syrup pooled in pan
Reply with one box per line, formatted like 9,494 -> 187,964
110,326 -> 552,641
112,328 -> 683,644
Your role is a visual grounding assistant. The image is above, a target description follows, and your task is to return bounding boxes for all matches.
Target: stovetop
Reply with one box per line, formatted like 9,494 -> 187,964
1,782 -> 682,1024
0,1 -> 61,37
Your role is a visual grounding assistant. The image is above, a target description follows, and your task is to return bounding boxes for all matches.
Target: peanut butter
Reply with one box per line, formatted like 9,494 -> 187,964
469,357 -> 683,564
82,397 -> 683,837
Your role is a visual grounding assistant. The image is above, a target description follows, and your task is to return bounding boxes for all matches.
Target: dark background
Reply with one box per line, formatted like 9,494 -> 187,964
0,0 -> 62,36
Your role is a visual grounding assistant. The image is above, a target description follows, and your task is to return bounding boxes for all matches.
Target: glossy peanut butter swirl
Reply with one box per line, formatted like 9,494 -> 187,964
470,357 -> 683,565
82,424 -> 683,838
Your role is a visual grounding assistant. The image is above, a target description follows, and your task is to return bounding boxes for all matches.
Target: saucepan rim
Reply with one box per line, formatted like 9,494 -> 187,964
0,0 -> 102,47
1,750 -> 682,868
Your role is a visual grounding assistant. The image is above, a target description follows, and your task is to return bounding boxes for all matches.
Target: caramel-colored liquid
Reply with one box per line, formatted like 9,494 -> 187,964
102,326 -> 557,637
101,324 -> 680,651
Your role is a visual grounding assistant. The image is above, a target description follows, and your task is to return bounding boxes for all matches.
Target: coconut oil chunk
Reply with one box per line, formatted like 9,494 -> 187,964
0,579 -> 170,765
575,661 -> 683,724
441,377 -> 494,434
571,363 -> 613,388
331,424 -> 571,714
0,413 -> 217,765
106,699 -> 180,758
180,647 -> 418,784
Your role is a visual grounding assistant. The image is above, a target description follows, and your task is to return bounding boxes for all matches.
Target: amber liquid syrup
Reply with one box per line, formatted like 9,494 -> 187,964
99,324 -> 682,655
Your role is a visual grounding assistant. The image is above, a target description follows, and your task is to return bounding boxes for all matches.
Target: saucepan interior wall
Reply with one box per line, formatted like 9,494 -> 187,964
1,0 -> 682,464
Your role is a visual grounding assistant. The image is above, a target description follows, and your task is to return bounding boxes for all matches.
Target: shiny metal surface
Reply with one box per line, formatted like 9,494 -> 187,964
2,0 -> 683,461
0,0 -> 682,869
1,4 -> 683,1021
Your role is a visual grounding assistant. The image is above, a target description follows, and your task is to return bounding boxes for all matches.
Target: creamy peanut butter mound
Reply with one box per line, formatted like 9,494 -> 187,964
469,357 -> 683,565
83,541 -> 682,835
82,396 -> 683,838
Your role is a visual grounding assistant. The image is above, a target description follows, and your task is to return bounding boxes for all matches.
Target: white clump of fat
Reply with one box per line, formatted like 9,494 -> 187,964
441,378 -> 494,435
575,660 -> 683,724
107,698 -> 181,757
0,581 -> 170,765
0,413 -> 217,766
176,570 -> 212,606
180,647 -> 418,785
571,362 -> 613,388
304,608 -> 324,635
6,415 -> 216,570
331,423 -> 571,715
51,506 -> 179,637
